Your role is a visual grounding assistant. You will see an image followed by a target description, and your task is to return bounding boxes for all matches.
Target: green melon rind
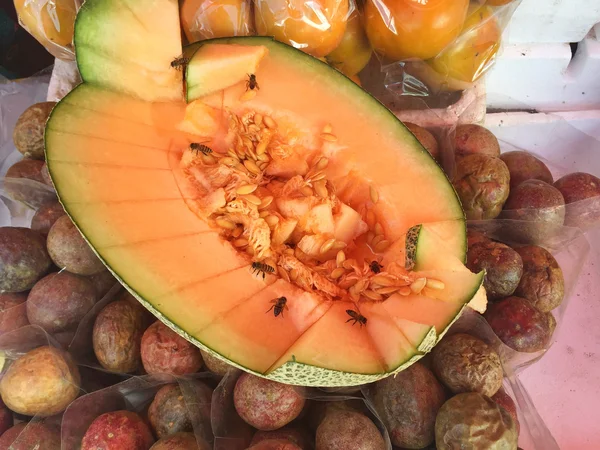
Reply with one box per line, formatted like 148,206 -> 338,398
45,86 -> 480,386
405,224 -> 422,270
184,37 -> 466,261
47,28 -> 472,385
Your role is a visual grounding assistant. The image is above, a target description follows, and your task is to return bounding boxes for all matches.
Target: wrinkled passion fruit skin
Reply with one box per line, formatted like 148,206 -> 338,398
148,382 -> 213,441
514,246 -> 564,312
435,392 -> 518,450
467,240 -> 523,300
554,172 -> 600,229
200,349 -> 231,376
0,292 -> 29,336
404,122 -> 440,161
0,398 -> 13,437
0,422 -> 61,450
26,271 -> 97,333
251,425 -> 312,450
492,388 -> 520,435
47,215 -> 106,275
455,124 -> 501,157
500,151 -> 553,189
93,299 -> 146,373
316,410 -> 385,450
432,333 -> 503,397
141,321 -> 203,375
249,440 -> 303,450
0,227 -> 51,292
453,154 -> 511,220
234,373 -> 306,431
13,102 -> 56,160
150,432 -> 206,450
31,202 -> 66,236
370,361 -> 445,449
485,296 -> 556,353
0,346 -> 81,417
81,410 -> 155,450
503,179 -> 565,244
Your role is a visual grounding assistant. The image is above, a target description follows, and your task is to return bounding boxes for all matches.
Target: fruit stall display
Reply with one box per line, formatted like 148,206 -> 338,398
14,0 -> 520,95
1,0 -> 599,449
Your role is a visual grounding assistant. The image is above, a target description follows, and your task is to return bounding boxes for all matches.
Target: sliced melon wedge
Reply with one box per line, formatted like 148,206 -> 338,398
47,5 -> 481,386
186,43 -> 269,101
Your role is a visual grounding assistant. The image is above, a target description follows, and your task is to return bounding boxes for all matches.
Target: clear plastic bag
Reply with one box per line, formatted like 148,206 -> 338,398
60,373 -> 217,449
13,0 -> 81,61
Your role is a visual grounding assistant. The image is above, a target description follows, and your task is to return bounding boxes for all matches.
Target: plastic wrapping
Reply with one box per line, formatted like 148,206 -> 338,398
375,0 -> 521,97
1,54 -> 597,450
179,0 -> 520,100
13,0 -> 81,61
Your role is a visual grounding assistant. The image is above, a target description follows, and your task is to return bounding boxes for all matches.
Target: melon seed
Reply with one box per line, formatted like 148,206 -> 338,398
320,239 -> 336,254
301,186 -> 314,196
278,267 -> 291,282
265,215 -> 279,227
263,116 -> 276,129
336,251 -> 346,267
370,185 -> 379,203
410,278 -> 427,294
259,196 -> 274,209
374,240 -> 391,253
330,268 -> 345,279
244,160 -> 261,175
426,279 -> 445,290
242,194 -> 262,206
321,133 -> 337,142
314,181 -> 328,198
216,218 -> 236,230
366,210 -> 376,228
233,238 -> 249,248
256,140 -> 268,155
310,171 -> 327,182
371,235 -> 385,247
371,274 -> 397,287
363,290 -> 383,301
236,184 -> 258,195
316,157 -> 329,170
375,286 -> 401,295
398,286 -> 412,296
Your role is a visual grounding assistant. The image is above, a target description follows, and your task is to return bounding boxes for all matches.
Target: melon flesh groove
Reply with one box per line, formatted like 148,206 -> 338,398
47,11 -> 484,386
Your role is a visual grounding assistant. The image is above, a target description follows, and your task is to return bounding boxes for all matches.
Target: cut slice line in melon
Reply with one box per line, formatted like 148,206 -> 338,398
47,21 -> 483,386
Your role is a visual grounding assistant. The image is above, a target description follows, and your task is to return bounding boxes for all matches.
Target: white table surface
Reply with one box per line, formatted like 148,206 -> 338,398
487,111 -> 600,450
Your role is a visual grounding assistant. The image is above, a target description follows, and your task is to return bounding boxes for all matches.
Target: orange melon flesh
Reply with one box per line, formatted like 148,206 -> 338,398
47,29 -> 484,385
192,40 -> 466,257
382,294 -> 467,337
199,280 -> 330,373
270,302 -> 386,375
74,0 -> 183,101
186,43 -> 269,101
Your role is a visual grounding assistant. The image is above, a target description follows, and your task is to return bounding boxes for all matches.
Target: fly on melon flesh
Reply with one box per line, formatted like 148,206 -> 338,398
45,0 -> 485,386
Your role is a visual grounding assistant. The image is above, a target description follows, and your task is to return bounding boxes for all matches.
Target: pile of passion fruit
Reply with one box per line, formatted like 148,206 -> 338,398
1,97 -> 598,449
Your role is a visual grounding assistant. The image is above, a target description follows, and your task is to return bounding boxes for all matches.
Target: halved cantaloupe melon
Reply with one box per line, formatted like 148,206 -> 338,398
46,0 -> 485,386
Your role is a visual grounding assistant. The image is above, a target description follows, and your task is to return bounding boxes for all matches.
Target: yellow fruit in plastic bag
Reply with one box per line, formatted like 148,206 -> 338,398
428,6 -> 501,85
487,0 -> 515,5
254,0 -> 350,57
14,0 -> 78,59
180,0 -> 254,42
326,10 -> 372,76
364,0 -> 469,61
